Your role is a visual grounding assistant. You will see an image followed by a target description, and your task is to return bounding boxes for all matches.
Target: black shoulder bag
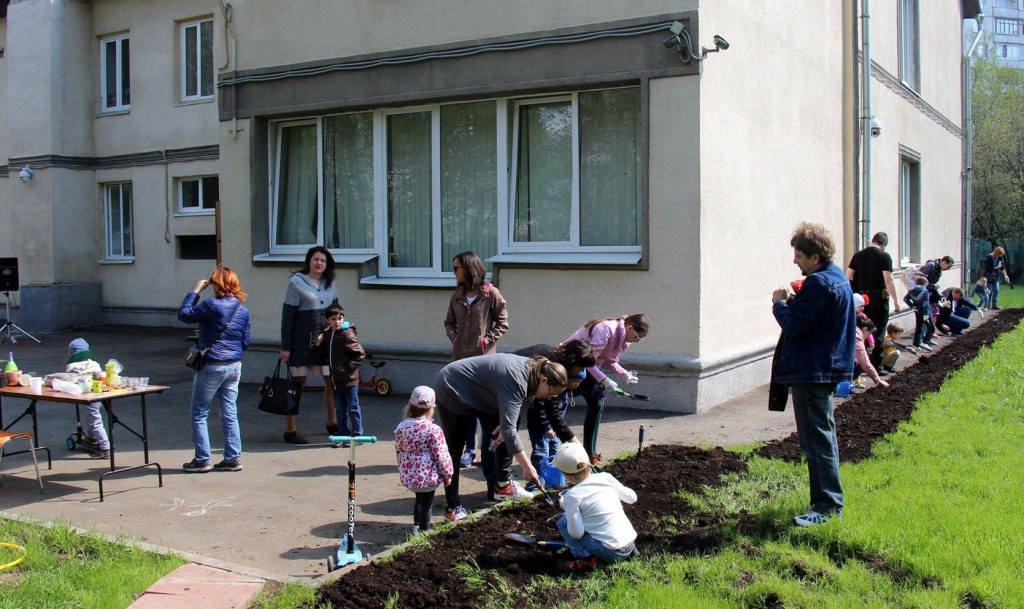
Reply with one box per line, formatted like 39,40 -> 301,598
185,304 -> 241,370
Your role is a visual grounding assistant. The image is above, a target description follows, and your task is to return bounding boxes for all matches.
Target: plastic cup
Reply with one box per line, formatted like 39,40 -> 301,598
138,377 -> 149,389
90,379 -> 103,393
29,377 -> 43,393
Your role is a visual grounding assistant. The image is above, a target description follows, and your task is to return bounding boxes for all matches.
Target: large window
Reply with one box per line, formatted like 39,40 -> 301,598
270,86 -> 641,278
181,19 -> 214,102
512,88 -> 640,249
105,183 -> 134,259
898,158 -> 921,265
995,18 -> 1020,35
997,44 -> 1022,59
101,35 -> 130,112
898,0 -> 920,92
179,176 -> 219,213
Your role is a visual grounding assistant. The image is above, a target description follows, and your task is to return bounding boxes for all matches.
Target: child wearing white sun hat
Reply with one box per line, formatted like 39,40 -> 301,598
553,442 -> 638,572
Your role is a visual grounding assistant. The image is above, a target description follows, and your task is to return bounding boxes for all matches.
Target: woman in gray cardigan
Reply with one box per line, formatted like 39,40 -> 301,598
434,353 -> 567,522
279,246 -> 339,444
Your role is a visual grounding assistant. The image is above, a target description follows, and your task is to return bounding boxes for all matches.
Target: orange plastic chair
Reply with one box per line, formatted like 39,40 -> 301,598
0,430 -> 44,493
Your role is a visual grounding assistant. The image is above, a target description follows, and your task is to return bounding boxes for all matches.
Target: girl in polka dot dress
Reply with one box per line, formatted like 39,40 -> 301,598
394,386 -> 453,534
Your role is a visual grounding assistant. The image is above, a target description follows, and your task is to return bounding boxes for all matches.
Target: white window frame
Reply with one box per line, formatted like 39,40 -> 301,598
997,44 -> 1021,59
898,158 -> 921,265
177,175 -> 219,214
180,19 -> 214,102
898,0 -> 920,92
994,18 -> 1019,36
266,86 -> 643,277
505,90 -> 641,256
104,183 -> 135,260
100,34 -> 130,112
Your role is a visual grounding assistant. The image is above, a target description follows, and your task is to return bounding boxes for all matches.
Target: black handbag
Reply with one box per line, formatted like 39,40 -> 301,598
185,303 -> 240,371
258,360 -> 302,416
185,346 -> 207,370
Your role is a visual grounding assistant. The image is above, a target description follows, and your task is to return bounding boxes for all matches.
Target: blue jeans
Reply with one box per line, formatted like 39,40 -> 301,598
555,513 -> 635,563
190,361 -> 242,463
790,383 -> 843,515
529,430 -> 561,472
913,309 -> 935,346
332,384 -> 363,435
988,277 -> 1001,308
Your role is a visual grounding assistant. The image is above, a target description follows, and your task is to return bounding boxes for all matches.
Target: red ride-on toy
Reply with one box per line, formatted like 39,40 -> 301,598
358,355 -> 392,397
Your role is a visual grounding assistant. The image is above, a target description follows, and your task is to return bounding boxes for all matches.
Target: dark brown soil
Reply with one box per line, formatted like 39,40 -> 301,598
316,310 -> 1023,609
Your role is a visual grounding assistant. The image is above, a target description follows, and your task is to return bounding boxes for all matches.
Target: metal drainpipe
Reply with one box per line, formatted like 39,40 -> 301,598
963,15 -> 985,287
860,0 -> 872,250
851,0 -> 861,253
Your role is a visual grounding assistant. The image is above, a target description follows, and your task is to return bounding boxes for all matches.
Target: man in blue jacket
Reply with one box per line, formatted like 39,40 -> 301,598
772,223 -> 855,526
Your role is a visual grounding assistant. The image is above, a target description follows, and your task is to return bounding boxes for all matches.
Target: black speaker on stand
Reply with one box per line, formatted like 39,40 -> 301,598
0,257 -> 41,344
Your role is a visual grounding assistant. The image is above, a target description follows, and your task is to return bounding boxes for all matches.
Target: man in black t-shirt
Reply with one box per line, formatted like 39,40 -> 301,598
846,232 -> 901,368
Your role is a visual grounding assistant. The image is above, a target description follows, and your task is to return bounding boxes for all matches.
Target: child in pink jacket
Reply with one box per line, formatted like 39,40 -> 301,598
853,317 -> 889,389
394,386 -> 453,534
562,314 -> 650,464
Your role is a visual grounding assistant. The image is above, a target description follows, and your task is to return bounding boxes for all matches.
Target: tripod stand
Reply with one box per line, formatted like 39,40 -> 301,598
0,291 -> 41,345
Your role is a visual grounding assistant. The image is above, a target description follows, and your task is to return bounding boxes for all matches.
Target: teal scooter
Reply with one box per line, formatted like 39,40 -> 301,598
326,435 -> 377,572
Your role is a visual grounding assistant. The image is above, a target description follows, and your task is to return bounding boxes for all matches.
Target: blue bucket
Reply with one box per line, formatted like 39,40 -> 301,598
540,455 -> 565,488
835,381 -> 852,398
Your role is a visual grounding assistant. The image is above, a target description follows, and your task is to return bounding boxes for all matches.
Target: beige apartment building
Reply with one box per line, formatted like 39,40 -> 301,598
0,1 -> 976,412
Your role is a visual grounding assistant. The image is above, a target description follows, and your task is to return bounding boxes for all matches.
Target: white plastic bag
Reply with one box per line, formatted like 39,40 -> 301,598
52,378 -> 84,395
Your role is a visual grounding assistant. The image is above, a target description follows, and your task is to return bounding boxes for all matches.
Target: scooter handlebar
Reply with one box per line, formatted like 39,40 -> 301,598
328,435 -> 378,445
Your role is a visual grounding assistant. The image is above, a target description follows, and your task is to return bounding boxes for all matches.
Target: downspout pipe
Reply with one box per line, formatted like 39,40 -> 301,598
860,0 -> 872,250
962,15 -> 984,287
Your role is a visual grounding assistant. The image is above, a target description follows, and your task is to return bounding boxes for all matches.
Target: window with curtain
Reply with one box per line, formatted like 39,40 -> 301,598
441,101 -> 497,271
267,85 -> 642,276
181,19 -> 214,101
275,123 -> 319,247
105,183 -> 134,259
512,87 -> 640,248
386,112 -> 433,269
323,113 -> 374,249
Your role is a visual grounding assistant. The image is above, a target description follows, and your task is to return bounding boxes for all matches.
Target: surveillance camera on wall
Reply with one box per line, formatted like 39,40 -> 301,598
869,118 -> 882,138
18,166 -> 33,183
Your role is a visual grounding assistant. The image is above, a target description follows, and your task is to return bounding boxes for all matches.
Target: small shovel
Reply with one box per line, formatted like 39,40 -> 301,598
615,388 -> 651,401
505,533 -> 566,549
532,477 -> 559,507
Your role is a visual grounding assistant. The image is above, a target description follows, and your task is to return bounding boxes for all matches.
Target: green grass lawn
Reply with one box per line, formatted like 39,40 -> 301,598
590,301 -> 1024,608
0,518 -> 182,609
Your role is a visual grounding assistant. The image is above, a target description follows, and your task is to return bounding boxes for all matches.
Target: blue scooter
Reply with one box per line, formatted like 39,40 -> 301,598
326,435 -> 377,573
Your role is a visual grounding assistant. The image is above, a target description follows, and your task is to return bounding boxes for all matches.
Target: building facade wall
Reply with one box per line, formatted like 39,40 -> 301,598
0,0 -> 967,413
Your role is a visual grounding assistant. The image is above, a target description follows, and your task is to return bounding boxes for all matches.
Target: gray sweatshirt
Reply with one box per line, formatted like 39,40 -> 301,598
434,353 -> 532,454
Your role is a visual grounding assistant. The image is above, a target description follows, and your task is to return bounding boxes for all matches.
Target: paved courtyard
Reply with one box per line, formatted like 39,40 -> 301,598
0,325 -> 796,581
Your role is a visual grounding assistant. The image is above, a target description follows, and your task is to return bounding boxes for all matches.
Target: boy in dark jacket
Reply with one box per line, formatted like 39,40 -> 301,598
316,304 -> 367,437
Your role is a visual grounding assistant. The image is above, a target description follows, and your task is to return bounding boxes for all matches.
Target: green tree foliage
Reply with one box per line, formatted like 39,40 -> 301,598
971,58 -> 1024,244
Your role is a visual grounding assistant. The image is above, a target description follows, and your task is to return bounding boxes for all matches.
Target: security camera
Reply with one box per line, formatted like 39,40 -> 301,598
713,35 -> 730,50
869,118 -> 882,138
18,166 -> 33,183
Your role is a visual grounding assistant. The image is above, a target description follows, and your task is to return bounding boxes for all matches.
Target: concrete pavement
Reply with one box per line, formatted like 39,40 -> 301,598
0,324 -> 798,585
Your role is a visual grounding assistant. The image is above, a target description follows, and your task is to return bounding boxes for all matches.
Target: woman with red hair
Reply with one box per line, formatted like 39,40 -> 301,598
177,265 -> 252,473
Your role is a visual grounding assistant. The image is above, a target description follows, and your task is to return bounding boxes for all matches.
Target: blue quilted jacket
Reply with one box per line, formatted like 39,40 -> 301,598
178,293 -> 252,363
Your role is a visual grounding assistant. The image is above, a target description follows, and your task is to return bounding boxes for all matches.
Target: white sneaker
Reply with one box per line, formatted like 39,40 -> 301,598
494,481 -> 535,500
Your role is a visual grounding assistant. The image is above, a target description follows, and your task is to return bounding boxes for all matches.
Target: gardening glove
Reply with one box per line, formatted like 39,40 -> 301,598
626,371 -> 639,386
602,377 -> 619,394
979,309 -> 985,319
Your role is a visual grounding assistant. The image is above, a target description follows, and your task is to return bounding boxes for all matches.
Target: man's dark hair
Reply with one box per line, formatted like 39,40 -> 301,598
941,255 -> 955,265
790,222 -> 836,264
871,232 -> 888,247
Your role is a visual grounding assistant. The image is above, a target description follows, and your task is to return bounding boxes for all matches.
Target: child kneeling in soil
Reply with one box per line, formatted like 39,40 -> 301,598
553,442 -> 638,572
394,386 -> 453,535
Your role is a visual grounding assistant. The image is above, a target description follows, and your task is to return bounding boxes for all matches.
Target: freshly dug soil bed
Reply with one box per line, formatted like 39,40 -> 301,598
758,308 -> 1024,464
317,310 -> 1022,609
